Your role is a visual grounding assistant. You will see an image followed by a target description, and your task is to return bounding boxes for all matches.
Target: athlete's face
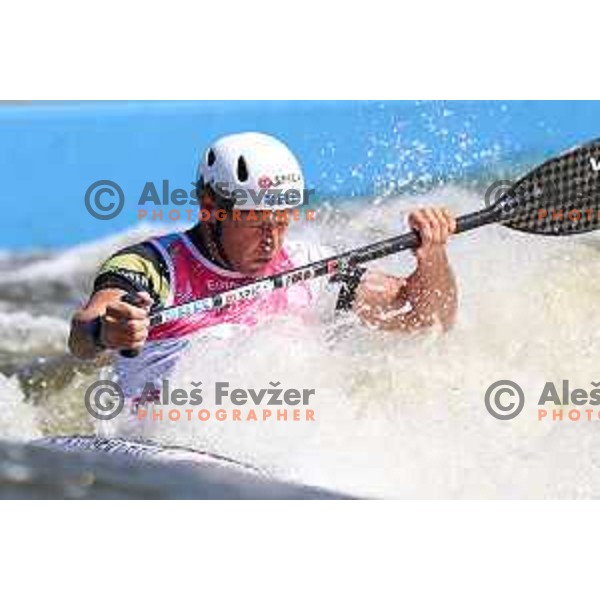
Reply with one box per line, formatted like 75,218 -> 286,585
222,210 -> 289,275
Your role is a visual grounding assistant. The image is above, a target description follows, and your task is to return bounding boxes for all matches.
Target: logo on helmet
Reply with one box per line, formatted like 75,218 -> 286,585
273,173 -> 302,187
258,176 -> 274,189
258,173 -> 302,190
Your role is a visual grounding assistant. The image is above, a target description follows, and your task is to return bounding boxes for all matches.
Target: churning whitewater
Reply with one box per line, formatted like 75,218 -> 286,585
2,186 -> 600,498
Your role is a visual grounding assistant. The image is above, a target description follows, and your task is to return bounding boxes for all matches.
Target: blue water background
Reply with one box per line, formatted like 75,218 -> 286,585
1,100 -> 599,250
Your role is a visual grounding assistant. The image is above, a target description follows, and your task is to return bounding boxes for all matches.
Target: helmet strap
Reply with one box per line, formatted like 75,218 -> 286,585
197,217 -> 235,271
210,219 -> 235,270
197,184 -> 236,270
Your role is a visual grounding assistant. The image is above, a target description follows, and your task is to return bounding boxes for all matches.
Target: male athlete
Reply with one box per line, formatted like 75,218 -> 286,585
69,132 -> 457,411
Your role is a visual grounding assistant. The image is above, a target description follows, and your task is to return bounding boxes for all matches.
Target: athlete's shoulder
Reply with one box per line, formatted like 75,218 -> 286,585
94,239 -> 171,306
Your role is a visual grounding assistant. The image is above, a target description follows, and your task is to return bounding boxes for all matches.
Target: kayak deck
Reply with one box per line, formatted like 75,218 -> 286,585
0,436 -> 353,499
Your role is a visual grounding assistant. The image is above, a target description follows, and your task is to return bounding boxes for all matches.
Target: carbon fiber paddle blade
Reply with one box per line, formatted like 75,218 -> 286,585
500,139 -> 600,235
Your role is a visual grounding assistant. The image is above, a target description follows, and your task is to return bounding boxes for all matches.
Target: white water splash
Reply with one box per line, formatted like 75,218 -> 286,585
103,187 -> 600,498
4,186 -> 600,497
0,374 -> 41,441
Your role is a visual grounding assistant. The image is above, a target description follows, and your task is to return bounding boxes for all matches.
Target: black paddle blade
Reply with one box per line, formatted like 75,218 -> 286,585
497,139 -> 600,236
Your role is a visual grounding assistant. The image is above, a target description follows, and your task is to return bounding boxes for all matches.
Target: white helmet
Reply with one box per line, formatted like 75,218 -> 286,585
198,132 -> 305,210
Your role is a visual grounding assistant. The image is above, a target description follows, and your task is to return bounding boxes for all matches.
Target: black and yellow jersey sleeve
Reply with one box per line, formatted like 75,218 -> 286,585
93,242 -> 172,308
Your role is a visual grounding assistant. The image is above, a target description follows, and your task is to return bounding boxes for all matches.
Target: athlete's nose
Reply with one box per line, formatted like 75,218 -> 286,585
259,222 -> 276,249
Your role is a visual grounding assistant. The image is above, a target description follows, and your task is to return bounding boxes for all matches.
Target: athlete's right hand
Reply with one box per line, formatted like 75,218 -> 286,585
100,292 -> 153,351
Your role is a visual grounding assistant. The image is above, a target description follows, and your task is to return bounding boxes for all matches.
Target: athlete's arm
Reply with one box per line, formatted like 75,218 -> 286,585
68,290 -> 152,360
68,242 -> 168,360
351,207 -> 458,332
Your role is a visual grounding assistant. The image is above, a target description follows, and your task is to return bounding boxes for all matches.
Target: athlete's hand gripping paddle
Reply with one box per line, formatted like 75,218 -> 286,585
119,292 -> 151,359
120,138 -> 600,358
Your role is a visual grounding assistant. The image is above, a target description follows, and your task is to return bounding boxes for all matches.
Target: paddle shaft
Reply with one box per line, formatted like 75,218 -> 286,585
118,204 -> 501,356
114,134 -> 600,357
144,205 -> 500,329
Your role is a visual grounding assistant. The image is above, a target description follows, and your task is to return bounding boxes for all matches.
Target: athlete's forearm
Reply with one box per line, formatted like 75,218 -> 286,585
401,248 -> 457,331
69,288 -> 152,360
68,309 -> 105,360
68,289 -> 124,360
